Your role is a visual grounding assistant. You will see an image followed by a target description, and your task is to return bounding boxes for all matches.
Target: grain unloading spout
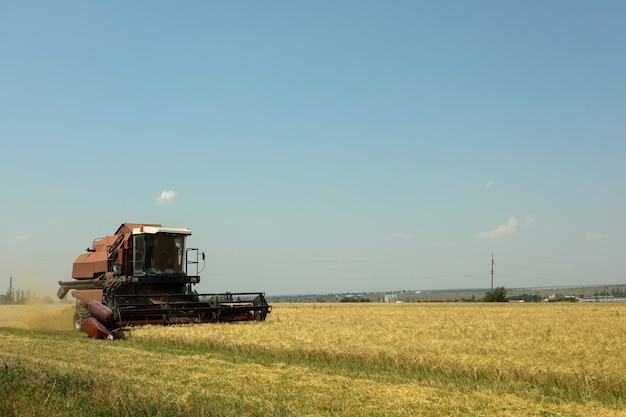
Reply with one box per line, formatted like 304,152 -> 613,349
57,277 -> 105,299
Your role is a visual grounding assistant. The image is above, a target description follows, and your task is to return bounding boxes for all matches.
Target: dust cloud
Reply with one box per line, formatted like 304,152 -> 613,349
0,304 -> 74,331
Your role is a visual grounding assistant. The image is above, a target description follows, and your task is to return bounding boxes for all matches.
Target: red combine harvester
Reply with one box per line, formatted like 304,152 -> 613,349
58,223 -> 270,339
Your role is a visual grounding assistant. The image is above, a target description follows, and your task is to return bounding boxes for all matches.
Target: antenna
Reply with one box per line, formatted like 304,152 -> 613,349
491,254 -> 494,292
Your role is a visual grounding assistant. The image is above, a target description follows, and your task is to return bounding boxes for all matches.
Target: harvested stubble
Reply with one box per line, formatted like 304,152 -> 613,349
3,329 -> 619,417
131,302 -> 626,397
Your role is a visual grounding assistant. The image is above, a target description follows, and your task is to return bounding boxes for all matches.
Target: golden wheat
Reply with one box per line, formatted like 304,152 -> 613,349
131,302 -> 626,396
1,303 -> 624,416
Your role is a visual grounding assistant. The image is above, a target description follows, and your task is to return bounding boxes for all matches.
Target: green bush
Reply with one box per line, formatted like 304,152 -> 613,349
482,286 -> 508,302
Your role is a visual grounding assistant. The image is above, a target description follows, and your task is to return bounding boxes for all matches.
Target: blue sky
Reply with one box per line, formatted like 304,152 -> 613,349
1,1 -> 625,296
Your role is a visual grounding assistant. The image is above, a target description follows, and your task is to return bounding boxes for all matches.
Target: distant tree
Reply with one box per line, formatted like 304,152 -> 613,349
483,286 -> 508,302
508,293 -> 543,302
340,296 -> 370,302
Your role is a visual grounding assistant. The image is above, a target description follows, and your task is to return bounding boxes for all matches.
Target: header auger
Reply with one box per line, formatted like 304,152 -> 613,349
58,223 -> 270,339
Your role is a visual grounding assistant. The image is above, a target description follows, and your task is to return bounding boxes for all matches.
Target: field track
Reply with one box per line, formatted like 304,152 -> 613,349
0,303 -> 624,416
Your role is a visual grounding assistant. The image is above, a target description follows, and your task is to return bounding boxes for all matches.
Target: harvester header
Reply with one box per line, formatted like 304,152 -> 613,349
58,223 -> 270,339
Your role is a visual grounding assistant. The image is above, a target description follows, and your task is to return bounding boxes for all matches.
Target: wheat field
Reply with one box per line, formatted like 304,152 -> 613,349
132,302 -> 626,396
0,302 -> 624,416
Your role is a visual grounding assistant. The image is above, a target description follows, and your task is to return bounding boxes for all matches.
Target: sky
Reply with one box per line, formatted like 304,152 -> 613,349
1,1 -> 625,296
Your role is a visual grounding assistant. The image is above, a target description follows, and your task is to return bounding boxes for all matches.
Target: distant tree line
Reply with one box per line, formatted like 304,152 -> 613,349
508,293 -> 543,302
595,288 -> 625,297
340,296 -> 371,302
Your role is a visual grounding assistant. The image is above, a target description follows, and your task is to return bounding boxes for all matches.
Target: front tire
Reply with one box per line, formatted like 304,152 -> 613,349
73,307 -> 89,332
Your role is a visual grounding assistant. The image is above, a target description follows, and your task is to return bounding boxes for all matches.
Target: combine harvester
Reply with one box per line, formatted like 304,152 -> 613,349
58,223 -> 270,339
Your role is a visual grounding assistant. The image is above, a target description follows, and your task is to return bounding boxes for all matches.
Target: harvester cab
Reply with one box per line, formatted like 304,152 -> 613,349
58,223 -> 270,339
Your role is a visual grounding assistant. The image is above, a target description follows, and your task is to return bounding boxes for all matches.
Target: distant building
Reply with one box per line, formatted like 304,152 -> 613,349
383,293 -> 398,303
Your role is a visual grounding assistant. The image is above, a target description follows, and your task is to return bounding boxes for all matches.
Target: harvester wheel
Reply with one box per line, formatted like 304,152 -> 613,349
73,307 -> 89,332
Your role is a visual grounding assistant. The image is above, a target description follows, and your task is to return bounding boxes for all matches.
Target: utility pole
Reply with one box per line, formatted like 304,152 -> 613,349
491,254 -> 494,293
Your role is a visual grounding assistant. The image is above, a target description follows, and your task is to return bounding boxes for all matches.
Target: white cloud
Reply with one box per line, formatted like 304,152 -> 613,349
476,215 -> 536,241
485,181 -> 495,189
14,234 -> 28,242
386,232 -> 413,241
586,232 -> 604,240
154,190 -> 178,205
